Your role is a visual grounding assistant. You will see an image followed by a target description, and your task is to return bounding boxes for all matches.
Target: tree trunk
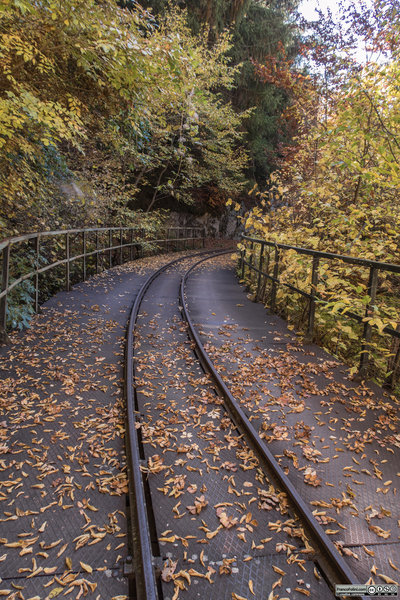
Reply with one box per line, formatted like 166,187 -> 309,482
353,175 -> 362,204
146,165 -> 167,213
133,165 -> 148,190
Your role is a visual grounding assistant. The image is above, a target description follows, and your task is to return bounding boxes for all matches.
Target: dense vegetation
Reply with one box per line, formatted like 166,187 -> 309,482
240,0 -> 400,385
2,0 -> 398,386
0,0 -> 299,237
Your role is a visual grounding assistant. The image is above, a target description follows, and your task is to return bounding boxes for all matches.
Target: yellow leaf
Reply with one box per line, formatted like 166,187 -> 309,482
80,561 -> 93,573
313,567 -> 321,580
57,543 -> 68,558
38,521 -> 47,533
249,580 -> 255,595
378,574 -> 397,584
48,588 -> 64,599
65,557 -> 72,570
389,559 -> 398,571
363,546 -> 375,557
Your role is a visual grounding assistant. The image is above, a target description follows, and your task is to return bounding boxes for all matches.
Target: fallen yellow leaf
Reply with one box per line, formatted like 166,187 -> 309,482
80,561 -> 93,573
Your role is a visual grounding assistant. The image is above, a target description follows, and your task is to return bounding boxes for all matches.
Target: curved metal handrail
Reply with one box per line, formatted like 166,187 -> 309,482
239,233 -> 400,387
0,225 -> 206,341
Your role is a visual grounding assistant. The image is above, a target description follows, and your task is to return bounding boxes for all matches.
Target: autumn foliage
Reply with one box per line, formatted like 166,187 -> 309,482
240,0 -> 400,385
0,0 -> 250,236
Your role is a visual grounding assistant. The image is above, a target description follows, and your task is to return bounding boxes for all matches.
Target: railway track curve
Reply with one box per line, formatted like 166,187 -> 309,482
125,250 -> 367,600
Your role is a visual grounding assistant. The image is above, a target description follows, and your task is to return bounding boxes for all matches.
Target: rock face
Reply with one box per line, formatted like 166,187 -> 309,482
167,210 -> 242,239
58,180 -> 85,198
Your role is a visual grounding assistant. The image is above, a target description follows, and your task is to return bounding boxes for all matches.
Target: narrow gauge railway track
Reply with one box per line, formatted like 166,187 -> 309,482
125,251 -> 367,600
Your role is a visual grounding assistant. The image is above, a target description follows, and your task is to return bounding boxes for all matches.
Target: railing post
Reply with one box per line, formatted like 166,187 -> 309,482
95,231 -> 99,274
202,227 -> 206,249
120,228 -> 123,265
358,266 -> 378,379
83,230 -> 87,281
256,242 -> 265,301
305,255 -> 319,343
130,229 -> 134,261
140,228 -> 144,257
241,246 -> 245,280
65,232 -> 70,292
270,246 -> 280,312
385,327 -> 400,389
109,229 -> 112,268
0,243 -> 10,343
34,235 -> 40,313
259,245 -> 270,300
248,241 -> 254,284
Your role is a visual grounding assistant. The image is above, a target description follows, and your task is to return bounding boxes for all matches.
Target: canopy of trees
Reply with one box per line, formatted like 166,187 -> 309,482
245,0 -> 400,260
241,0 -> 400,383
0,0 -> 299,237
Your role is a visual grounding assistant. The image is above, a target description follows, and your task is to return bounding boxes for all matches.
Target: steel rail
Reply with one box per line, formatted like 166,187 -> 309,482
180,252 -> 367,600
124,247 -> 230,599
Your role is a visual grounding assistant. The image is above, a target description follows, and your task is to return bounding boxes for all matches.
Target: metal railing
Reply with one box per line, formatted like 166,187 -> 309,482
0,225 -> 205,342
239,234 -> 400,388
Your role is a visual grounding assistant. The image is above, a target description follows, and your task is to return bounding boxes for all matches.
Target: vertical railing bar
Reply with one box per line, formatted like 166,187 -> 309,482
358,266 -> 379,379
270,246 -> 280,312
109,229 -> 112,268
34,234 -> 40,313
305,255 -> 320,343
139,228 -> 142,258
120,228 -> 123,265
385,332 -> 400,389
65,232 -> 70,292
241,242 -> 245,280
95,231 -> 99,275
0,243 -> 10,342
83,230 -> 87,281
248,241 -> 254,285
260,245 -> 270,301
256,242 -> 265,301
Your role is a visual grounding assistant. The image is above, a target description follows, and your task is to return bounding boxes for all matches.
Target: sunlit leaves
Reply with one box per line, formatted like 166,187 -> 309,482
0,0 -> 248,234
